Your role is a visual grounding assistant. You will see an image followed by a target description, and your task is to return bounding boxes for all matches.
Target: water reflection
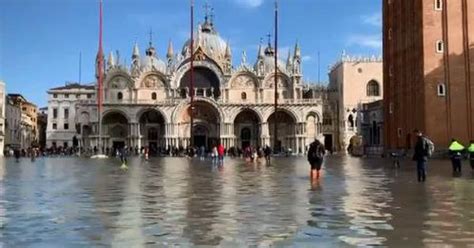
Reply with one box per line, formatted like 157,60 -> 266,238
1,156 -> 474,246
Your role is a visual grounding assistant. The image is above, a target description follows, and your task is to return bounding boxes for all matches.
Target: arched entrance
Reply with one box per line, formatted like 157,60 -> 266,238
267,110 -> 296,152
102,111 -> 129,151
179,67 -> 221,98
178,101 -> 221,149
139,109 -> 165,155
234,109 -> 260,149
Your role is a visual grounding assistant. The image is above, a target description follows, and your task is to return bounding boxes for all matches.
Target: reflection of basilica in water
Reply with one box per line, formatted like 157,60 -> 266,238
46,13 -> 324,153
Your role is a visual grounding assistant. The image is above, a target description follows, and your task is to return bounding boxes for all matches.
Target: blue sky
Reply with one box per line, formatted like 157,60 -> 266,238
0,0 -> 381,107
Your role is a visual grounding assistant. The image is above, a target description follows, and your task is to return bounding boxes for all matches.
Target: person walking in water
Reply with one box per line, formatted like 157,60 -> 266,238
448,139 -> 465,175
120,146 -> 128,169
217,143 -> 225,164
264,145 -> 272,163
413,130 -> 431,182
468,140 -> 474,172
307,139 -> 325,180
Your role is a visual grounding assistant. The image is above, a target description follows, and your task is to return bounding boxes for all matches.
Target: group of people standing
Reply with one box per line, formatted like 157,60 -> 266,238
413,129 -> 474,182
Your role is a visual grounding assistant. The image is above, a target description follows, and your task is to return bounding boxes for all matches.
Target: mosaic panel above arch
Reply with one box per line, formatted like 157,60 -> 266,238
264,75 -> 290,89
109,75 -> 133,90
231,74 -> 258,89
141,74 -> 166,89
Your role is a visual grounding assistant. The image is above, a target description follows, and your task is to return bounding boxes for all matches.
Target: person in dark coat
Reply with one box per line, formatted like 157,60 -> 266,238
413,130 -> 429,182
307,139 -> 326,179
119,146 -> 128,165
264,146 -> 272,163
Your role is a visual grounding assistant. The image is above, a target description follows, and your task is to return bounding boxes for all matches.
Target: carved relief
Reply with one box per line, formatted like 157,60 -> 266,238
142,75 -> 164,88
231,75 -> 256,89
194,48 -> 206,61
265,76 -> 289,88
110,76 -> 130,89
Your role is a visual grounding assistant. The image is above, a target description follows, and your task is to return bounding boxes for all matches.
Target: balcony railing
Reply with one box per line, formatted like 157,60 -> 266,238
77,96 -> 322,106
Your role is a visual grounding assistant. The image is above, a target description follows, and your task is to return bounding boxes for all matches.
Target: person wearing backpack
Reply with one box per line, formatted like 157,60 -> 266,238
413,130 -> 430,182
448,139 -> 465,175
307,139 -> 326,180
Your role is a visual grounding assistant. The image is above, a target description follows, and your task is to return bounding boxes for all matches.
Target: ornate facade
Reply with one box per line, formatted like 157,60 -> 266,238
48,17 -> 324,153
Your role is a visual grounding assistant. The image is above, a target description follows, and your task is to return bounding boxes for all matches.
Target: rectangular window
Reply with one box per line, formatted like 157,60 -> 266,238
53,108 -> 58,119
434,0 -> 442,11
87,94 -> 92,99
64,123 -> 69,130
52,123 -> 57,130
76,94 -> 81,99
64,108 -> 69,119
53,94 -> 58,98
64,94 -> 69,98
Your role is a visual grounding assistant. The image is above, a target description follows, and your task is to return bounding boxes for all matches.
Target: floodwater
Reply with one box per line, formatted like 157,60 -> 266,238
0,156 -> 474,247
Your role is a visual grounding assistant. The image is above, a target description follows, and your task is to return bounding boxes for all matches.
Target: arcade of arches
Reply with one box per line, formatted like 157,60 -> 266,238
91,103 -> 322,153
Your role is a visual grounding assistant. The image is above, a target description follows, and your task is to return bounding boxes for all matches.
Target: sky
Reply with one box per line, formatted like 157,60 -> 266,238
0,0 -> 382,107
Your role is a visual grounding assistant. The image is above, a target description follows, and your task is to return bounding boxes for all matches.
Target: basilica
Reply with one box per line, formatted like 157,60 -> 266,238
47,15 -> 325,154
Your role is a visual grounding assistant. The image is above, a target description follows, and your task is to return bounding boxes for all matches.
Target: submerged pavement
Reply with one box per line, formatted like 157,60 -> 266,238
0,156 -> 473,247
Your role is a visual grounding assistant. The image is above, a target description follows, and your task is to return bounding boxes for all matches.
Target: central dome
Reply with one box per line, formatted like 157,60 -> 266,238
141,45 -> 167,73
182,20 -> 227,60
254,43 -> 287,74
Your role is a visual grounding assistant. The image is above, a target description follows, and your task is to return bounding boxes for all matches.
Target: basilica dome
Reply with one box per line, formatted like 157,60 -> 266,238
182,20 -> 228,61
255,45 -> 287,74
141,46 -> 167,73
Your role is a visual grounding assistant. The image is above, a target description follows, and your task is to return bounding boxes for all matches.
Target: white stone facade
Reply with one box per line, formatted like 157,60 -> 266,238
46,83 -> 95,148
47,19 -> 324,153
327,54 -> 383,152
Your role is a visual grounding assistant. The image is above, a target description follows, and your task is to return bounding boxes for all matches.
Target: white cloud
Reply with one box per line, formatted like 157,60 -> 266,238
234,0 -> 264,8
302,55 -> 312,62
361,13 -> 381,27
348,34 -> 382,49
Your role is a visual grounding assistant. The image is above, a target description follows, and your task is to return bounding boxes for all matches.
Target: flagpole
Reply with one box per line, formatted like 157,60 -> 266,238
79,52 -> 82,84
189,0 -> 195,148
97,0 -> 104,155
273,0 -> 279,152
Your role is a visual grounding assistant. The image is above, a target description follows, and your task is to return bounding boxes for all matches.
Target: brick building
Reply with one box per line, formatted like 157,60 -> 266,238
383,0 -> 474,150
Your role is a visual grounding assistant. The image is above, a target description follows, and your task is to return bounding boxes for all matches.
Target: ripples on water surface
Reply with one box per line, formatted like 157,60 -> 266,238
0,156 -> 473,247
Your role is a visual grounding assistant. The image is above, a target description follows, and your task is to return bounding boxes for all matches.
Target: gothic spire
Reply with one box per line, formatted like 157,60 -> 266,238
294,40 -> 301,59
286,49 -> 292,68
132,42 -> 140,59
167,39 -> 174,59
107,51 -> 115,68
258,38 -> 264,58
225,41 -> 232,58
